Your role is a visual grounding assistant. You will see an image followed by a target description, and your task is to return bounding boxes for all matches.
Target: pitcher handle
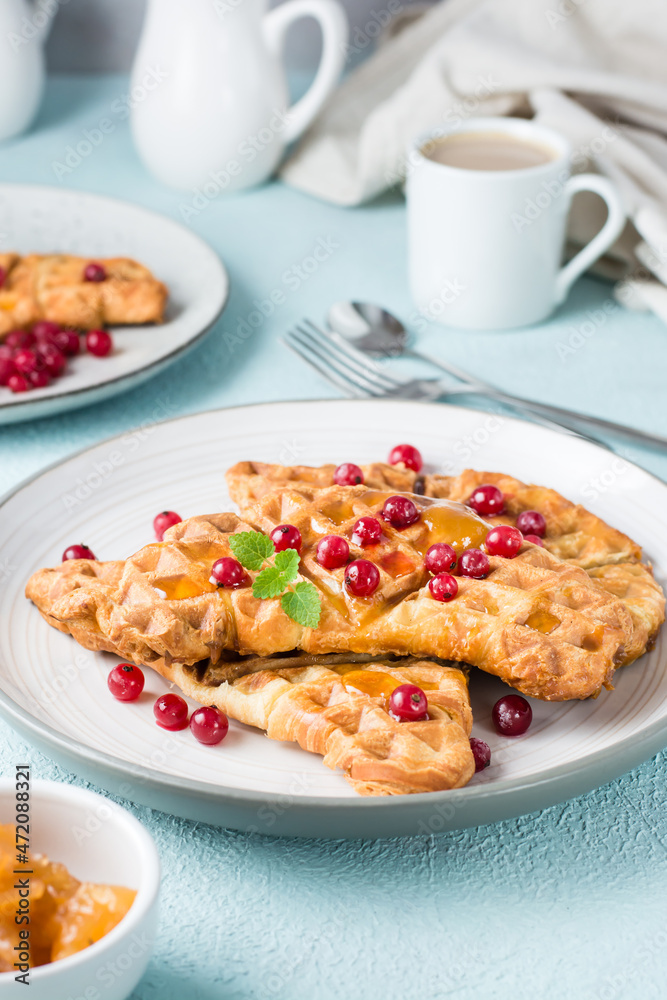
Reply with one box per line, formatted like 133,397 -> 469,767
26,0 -> 57,42
264,0 -> 348,145
555,173 -> 626,304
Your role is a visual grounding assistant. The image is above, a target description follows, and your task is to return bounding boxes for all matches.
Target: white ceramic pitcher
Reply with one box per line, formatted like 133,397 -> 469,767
0,0 -> 53,141
130,0 -> 348,192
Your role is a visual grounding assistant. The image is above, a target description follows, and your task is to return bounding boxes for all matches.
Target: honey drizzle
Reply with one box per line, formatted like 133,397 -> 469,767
581,624 -> 604,651
153,575 -> 217,600
524,609 -> 561,634
332,665 -> 438,706
333,666 -> 400,703
322,501 -> 355,526
378,550 -> 416,578
360,490 -> 489,554
417,504 -> 489,554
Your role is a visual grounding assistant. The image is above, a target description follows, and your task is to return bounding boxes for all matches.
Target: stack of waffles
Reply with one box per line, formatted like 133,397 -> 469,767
26,458 -> 665,797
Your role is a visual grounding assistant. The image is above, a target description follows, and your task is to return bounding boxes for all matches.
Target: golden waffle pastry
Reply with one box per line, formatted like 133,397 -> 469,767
227,462 -> 638,567
26,487 -> 638,701
182,655 -> 475,795
21,549 -> 475,794
227,462 -> 665,665
0,253 -> 167,336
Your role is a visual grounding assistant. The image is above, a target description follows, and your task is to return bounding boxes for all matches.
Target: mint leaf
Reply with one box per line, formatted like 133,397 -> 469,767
274,548 -> 300,584
229,531 -> 274,571
281,582 -> 321,629
252,549 -> 300,599
252,566 -> 287,599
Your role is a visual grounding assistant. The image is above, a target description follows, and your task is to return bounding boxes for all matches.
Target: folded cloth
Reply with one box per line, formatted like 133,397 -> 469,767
281,0 -> 667,316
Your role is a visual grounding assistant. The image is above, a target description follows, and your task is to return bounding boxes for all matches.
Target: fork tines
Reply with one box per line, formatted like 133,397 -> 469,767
282,320 -> 402,398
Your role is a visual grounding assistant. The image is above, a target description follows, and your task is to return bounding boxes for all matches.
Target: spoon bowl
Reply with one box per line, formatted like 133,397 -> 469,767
327,301 -> 409,356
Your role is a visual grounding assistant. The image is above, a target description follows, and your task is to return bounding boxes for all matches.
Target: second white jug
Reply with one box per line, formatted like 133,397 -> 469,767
130,0 -> 348,193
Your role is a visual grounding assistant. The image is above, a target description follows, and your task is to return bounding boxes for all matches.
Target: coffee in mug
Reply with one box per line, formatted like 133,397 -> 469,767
424,130 -> 557,172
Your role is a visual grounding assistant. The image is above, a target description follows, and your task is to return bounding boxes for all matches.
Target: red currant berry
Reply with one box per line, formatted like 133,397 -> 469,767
83,262 -> 107,282
86,328 -> 113,357
6,329 -> 35,350
492,695 -> 532,736
270,524 -> 302,553
7,373 -> 29,393
51,328 -> 80,356
351,516 -> 382,547
190,706 -> 229,745
32,320 -> 61,342
459,548 -> 490,579
470,737 -> 491,772
381,495 -> 420,529
28,370 -> 51,388
62,543 -> 96,561
387,443 -> 423,473
153,510 -> 182,541
428,573 -> 458,602
12,348 -> 38,375
389,684 -> 428,722
485,525 -> 522,559
516,510 -> 546,538
468,484 -> 505,516
424,542 -> 457,575
108,663 -> 145,702
37,344 -> 66,376
0,357 -> 17,386
316,535 -> 350,569
524,534 -> 544,547
344,559 -> 380,597
154,693 -> 189,731
333,462 -> 364,486
0,344 -> 13,359
210,557 -> 246,588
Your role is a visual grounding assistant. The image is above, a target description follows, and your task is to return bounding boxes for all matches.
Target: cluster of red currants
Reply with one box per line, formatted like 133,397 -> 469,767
0,321 -> 113,394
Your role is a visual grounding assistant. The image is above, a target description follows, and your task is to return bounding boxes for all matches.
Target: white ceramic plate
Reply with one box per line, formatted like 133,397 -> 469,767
0,400 -> 665,839
0,185 -> 229,424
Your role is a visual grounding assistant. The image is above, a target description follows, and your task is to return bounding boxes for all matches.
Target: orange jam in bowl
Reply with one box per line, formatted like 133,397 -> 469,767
0,823 -> 136,971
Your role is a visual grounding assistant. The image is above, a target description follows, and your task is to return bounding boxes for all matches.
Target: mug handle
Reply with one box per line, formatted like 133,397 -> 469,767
264,0 -> 348,145
555,174 -> 626,304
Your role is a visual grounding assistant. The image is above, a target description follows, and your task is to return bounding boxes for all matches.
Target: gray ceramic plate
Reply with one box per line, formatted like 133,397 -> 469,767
0,400 -> 665,838
0,185 -> 229,424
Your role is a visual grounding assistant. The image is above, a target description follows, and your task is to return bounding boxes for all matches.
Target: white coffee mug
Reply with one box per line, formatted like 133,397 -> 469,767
406,117 -> 626,330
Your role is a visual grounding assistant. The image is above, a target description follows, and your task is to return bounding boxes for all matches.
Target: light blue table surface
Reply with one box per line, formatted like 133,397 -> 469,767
2,76 -> 667,1000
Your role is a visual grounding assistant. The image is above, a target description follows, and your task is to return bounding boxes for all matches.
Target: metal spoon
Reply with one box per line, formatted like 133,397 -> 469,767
326,301 -> 667,451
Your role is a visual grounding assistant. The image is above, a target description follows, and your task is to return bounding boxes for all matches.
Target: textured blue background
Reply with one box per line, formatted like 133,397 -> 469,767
1,77 -> 667,1000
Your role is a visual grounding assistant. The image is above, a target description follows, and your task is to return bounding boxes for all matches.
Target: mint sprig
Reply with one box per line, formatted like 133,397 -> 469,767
229,531 -> 274,571
229,530 -> 321,629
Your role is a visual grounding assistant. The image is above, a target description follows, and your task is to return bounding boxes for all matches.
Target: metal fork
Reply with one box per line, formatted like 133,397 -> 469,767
282,321 -> 609,446
283,320 -> 667,451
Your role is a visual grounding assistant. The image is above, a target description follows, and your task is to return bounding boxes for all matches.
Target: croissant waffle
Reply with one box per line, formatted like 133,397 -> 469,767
227,462 -> 665,664
226,461 -> 639,568
0,253 -> 167,336
184,656 -> 474,795
26,485 -> 639,701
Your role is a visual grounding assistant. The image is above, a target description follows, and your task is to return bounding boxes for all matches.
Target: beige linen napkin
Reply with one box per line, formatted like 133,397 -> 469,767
281,0 -> 667,320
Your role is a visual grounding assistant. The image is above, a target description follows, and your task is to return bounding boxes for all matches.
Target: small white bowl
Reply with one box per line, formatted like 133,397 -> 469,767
0,780 -> 160,1000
